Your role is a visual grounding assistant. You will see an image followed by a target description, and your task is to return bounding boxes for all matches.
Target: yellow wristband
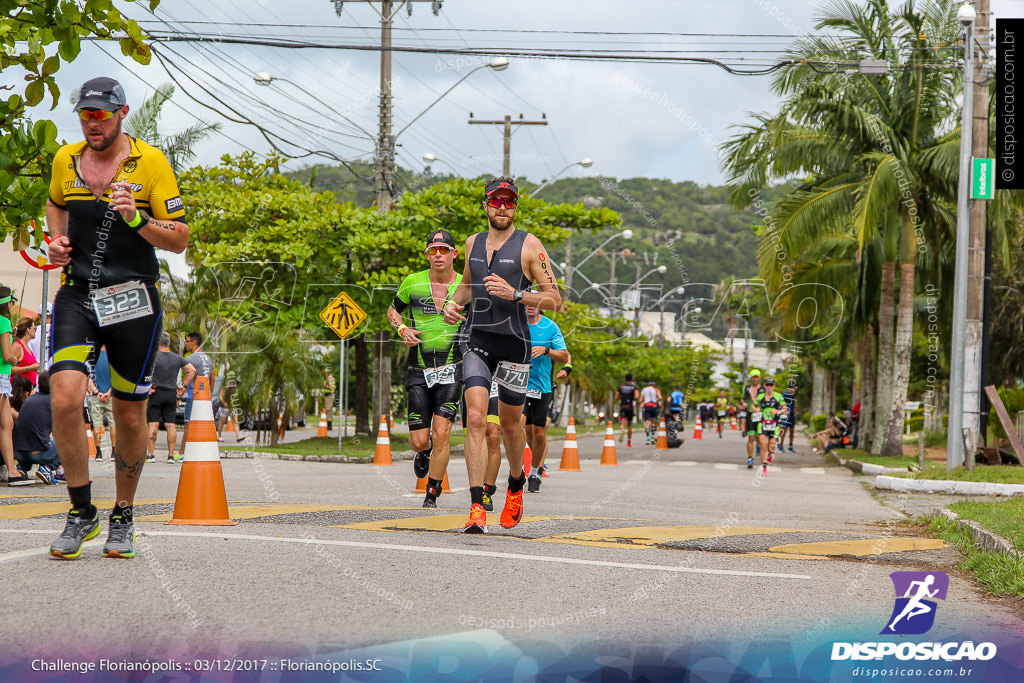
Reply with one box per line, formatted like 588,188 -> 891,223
397,324 -> 408,335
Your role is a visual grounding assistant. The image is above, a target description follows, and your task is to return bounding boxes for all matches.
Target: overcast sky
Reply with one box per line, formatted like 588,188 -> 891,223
16,0 -> 1024,188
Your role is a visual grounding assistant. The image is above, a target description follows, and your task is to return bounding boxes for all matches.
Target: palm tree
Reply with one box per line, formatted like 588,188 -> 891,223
125,83 -> 221,173
722,0 -> 963,456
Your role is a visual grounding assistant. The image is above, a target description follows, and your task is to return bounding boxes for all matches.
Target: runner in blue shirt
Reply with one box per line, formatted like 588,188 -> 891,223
524,305 -> 568,493
778,384 -> 798,453
668,386 -> 685,420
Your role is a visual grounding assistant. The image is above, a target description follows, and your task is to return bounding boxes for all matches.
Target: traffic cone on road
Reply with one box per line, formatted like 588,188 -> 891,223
86,425 -> 97,459
168,376 -> 235,526
694,415 -> 703,440
558,417 -> 582,471
655,418 -> 669,450
731,415 -> 737,430
414,470 -> 453,493
316,411 -> 328,437
600,421 -> 618,465
523,441 -> 533,475
373,415 -> 393,465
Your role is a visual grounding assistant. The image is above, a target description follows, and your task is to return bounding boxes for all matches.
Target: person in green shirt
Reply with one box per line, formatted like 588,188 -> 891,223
0,287 -> 29,485
755,376 -> 789,478
386,229 -> 464,508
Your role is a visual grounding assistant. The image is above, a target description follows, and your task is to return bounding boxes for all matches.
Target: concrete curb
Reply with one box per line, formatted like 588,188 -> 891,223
936,508 -> 1022,559
874,474 -> 1024,496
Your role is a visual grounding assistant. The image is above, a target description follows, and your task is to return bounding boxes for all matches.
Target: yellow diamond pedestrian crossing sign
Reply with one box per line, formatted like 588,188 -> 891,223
319,292 -> 366,339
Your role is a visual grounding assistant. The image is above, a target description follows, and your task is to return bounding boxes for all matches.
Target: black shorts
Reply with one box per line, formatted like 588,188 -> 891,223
50,284 -> 162,402
406,365 -> 463,432
462,329 -> 531,408
619,405 -> 634,422
643,404 -> 659,421
524,392 -> 553,427
147,387 -> 177,424
746,420 -> 761,437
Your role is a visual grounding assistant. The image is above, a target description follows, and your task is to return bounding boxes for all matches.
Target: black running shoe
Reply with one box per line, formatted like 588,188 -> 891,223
423,483 -> 441,508
413,446 -> 432,479
527,475 -> 541,493
481,491 -> 493,511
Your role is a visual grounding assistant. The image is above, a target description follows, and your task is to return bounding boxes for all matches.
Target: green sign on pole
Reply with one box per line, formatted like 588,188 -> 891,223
972,158 -> 995,200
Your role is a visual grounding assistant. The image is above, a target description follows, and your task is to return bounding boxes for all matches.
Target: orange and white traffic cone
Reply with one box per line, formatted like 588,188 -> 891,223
600,421 -> 618,465
414,470 -> 453,493
694,415 -> 703,440
168,376 -> 236,526
558,417 -> 582,471
731,415 -> 738,430
523,441 -> 533,475
655,418 -> 669,450
226,415 -> 237,435
373,415 -> 393,465
316,410 -> 328,437
86,425 -> 96,459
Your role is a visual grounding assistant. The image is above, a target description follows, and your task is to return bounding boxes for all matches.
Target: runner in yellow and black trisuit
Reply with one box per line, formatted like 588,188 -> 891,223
714,389 -> 730,438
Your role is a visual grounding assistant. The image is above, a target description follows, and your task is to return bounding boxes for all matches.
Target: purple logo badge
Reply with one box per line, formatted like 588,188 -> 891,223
881,571 -> 949,635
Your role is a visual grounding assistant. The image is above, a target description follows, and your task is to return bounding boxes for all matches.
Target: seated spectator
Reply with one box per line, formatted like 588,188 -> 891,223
13,371 -> 60,485
11,375 -> 33,415
812,412 -> 851,453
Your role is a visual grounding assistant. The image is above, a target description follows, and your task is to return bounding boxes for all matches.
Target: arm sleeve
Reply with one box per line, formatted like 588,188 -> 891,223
146,150 -> 187,223
48,147 -> 70,208
392,275 -> 412,313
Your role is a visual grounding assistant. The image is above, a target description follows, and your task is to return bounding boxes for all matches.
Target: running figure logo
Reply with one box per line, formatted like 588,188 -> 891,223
881,571 -> 949,635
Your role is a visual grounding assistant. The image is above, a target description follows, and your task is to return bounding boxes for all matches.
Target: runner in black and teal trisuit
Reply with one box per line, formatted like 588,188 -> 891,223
755,377 -> 788,478
387,229 -> 464,508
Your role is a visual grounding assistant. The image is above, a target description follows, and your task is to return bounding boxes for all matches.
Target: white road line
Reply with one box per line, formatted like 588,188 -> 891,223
713,463 -> 740,471
622,460 -> 649,465
0,528 -> 814,580
800,467 -> 827,475
671,461 -> 698,466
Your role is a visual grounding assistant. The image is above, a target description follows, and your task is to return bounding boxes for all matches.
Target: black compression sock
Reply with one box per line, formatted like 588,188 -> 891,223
507,473 -> 527,494
483,483 -> 497,496
111,503 -> 133,520
68,482 -> 94,517
470,486 -> 484,506
426,478 -> 442,495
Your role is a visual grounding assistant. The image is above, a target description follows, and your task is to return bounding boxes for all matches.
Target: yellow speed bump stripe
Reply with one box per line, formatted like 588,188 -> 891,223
535,525 -> 826,549
0,499 -> 175,519
338,514 -> 562,532
768,538 -> 948,557
136,504 -> 424,522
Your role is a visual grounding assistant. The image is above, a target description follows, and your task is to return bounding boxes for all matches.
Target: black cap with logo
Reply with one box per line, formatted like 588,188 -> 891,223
484,177 -> 519,199
426,229 -> 456,249
74,77 -> 127,111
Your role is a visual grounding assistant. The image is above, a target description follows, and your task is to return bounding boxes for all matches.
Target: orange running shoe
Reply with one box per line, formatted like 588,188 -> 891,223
463,503 -> 487,534
500,488 -> 524,528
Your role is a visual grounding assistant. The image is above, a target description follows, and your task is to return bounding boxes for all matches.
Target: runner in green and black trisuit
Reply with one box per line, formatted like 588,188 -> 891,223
386,229 -> 464,508
755,376 -> 788,478
741,369 -> 763,469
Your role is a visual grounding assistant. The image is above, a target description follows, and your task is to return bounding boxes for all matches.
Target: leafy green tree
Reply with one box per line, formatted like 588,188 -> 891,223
125,83 -> 221,173
1,0 -> 157,237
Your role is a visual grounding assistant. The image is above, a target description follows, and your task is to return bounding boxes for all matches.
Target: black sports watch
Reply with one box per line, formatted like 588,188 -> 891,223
513,289 -> 524,303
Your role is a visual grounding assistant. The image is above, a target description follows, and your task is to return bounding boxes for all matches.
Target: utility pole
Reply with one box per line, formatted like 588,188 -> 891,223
964,0 -> 992,464
467,114 -> 548,176
333,0 -> 443,429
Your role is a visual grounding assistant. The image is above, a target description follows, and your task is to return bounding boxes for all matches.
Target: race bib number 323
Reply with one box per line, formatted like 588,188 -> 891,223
91,281 -> 153,327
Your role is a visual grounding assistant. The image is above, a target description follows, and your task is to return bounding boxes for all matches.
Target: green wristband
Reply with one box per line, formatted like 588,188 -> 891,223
126,210 -> 147,231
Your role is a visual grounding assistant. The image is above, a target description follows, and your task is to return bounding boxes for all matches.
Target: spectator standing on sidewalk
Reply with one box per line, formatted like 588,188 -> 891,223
146,333 -> 195,464
87,346 -> 114,460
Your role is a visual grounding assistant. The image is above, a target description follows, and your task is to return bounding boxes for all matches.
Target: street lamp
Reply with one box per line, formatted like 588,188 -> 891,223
422,152 -> 459,175
948,0 -> 976,470
254,72 -> 375,140
563,228 -> 631,296
627,265 -> 667,336
532,157 -> 594,196
679,300 -> 703,342
654,285 -> 686,344
394,58 -> 508,140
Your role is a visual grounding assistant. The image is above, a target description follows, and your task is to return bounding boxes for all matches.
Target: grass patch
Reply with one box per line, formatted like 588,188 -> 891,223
947,498 -> 1024,550
921,512 -> 1024,598
840,451 -> 1024,484
844,452 -> 918,468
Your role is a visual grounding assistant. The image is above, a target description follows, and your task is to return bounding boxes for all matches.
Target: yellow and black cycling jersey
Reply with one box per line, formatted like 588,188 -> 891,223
48,136 -> 187,288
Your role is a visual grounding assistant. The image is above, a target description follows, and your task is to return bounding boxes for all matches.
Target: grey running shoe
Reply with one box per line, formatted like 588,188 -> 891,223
102,513 -> 136,558
50,509 -> 101,559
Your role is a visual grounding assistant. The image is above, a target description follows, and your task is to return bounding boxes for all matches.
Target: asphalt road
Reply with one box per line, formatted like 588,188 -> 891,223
2,424 -> 1021,679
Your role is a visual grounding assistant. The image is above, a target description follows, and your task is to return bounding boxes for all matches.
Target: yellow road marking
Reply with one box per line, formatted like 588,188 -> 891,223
769,538 -> 948,557
0,499 -> 175,519
136,504 -> 423,522
742,551 -> 830,561
535,525 -> 828,548
337,514 -> 562,532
